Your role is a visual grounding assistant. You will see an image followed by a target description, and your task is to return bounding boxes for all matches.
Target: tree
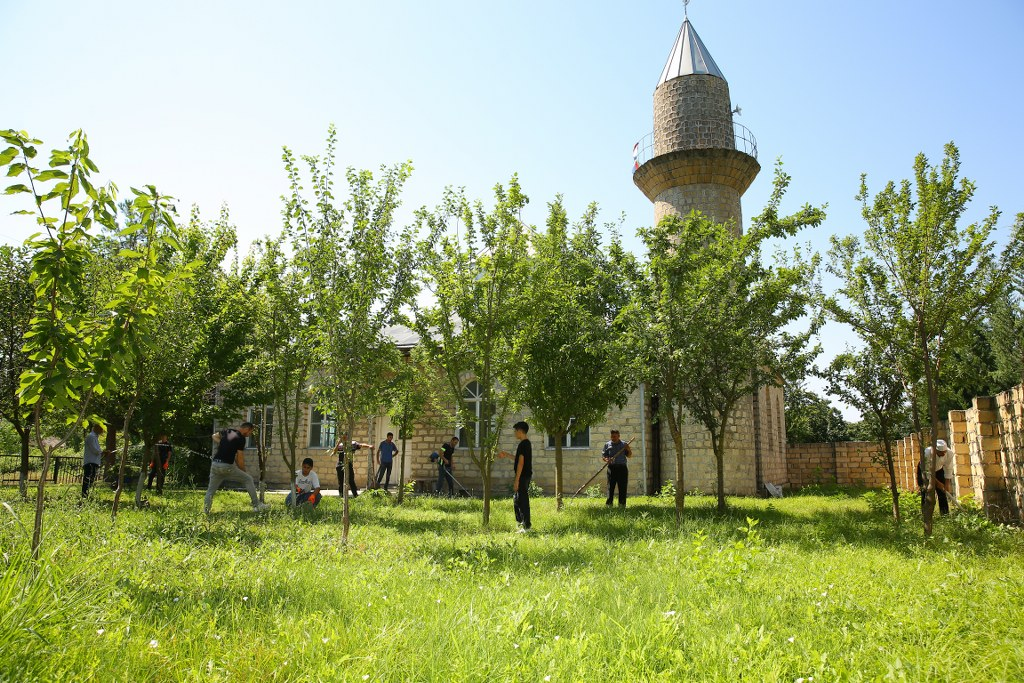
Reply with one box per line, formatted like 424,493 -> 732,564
284,126 -> 417,543
631,165 -> 824,518
0,129 -> 171,558
105,187 -> 188,519
515,197 -> 636,510
247,235 -> 312,508
385,346 -> 447,505
987,275 -> 1024,391
0,245 -> 35,497
827,143 -> 1024,536
824,347 -> 908,524
413,180 -> 530,527
784,383 -> 850,444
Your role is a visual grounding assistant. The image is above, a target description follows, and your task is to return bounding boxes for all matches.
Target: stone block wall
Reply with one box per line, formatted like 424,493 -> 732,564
786,441 -> 891,488
654,74 -> 734,155
654,183 -> 742,227
784,381 -> 1024,524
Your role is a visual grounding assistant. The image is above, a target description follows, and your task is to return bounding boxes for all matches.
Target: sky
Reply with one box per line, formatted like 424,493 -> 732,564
2,0 -> 1023,418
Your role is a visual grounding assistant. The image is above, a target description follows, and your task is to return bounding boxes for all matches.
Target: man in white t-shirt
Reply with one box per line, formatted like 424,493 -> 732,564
286,457 -> 322,507
917,439 -> 952,516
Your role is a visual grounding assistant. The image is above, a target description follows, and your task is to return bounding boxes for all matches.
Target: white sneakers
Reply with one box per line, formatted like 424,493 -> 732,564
253,502 -> 271,512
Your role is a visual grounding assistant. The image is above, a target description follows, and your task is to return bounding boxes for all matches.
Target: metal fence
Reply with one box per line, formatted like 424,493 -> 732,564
0,454 -> 83,486
632,121 -> 758,169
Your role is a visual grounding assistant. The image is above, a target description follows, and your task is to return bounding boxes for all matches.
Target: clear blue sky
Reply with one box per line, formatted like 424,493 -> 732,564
3,0 -> 1023,417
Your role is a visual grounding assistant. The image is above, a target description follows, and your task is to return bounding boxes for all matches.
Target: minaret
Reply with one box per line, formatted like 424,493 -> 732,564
632,17 -> 759,231
633,15 -> 785,496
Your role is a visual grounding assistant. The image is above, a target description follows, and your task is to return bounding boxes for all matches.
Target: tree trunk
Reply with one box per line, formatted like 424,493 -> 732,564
133,437 -> 153,508
481,459 -> 491,528
666,407 -> 686,525
112,401 -> 138,521
397,430 -> 408,505
30,404 -> 49,561
879,418 -> 901,525
342,414 -> 355,546
18,426 -> 30,500
713,425 -> 727,514
554,434 -> 564,511
918,327 -> 940,537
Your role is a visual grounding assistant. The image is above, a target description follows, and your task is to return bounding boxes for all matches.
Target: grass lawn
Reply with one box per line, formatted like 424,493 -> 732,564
1,485 -> 1022,682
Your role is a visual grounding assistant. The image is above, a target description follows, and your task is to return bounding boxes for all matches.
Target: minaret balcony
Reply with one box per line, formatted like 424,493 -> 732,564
632,121 -> 757,171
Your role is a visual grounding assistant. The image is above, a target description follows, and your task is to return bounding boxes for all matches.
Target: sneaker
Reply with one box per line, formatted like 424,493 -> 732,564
253,503 -> 271,512
516,527 -> 527,534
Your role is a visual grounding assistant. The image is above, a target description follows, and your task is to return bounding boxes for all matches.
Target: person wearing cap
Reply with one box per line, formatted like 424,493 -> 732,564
82,423 -> 107,497
335,433 -> 372,498
602,429 -> 633,507
917,439 -> 952,516
205,422 -> 269,514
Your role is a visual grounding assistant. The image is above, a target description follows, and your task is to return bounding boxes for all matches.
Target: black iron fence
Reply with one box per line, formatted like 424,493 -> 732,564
0,454 -> 83,486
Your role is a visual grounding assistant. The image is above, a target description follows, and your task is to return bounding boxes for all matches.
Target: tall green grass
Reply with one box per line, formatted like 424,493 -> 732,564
1,487 -> 1021,682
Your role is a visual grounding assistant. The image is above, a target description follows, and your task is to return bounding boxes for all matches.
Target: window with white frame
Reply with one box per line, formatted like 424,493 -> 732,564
247,406 -> 274,449
309,407 -> 336,448
457,381 -> 482,448
546,427 -> 591,449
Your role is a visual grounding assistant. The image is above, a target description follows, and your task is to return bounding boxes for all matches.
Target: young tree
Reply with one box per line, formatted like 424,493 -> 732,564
0,129 -> 169,557
385,346 -> 447,504
0,246 -> 35,497
987,275 -> 1024,391
413,180 -> 531,527
824,346 -> 908,524
827,143 -> 1024,535
515,197 -> 637,510
284,126 -> 417,543
247,236 -> 312,508
630,165 -> 824,518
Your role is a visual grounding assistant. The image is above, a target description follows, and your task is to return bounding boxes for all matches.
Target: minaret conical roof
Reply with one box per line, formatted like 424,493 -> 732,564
658,19 -> 725,86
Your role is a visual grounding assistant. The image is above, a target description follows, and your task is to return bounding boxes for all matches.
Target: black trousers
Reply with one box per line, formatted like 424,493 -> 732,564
336,460 -> 359,497
82,463 -> 99,497
514,477 -> 531,529
147,453 -> 169,492
375,461 -> 393,489
607,464 -> 628,506
921,468 -> 950,516
435,464 -> 455,494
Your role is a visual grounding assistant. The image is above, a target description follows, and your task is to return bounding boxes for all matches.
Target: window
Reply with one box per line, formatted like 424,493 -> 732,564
547,427 -> 591,449
309,407 -> 336,448
247,406 -> 274,449
458,381 -> 482,448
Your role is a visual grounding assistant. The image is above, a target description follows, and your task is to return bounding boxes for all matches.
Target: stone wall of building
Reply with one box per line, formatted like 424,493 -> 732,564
656,393 -> 759,496
653,182 -> 742,227
756,385 -> 788,488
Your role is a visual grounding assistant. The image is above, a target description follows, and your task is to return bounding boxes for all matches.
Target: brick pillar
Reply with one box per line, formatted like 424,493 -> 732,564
947,410 -> 970,498
968,396 -> 1008,511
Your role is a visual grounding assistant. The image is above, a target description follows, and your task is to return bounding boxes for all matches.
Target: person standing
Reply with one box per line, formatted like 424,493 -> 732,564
602,429 -> 632,507
204,422 -> 269,514
375,432 -> 399,491
146,434 -> 172,494
336,433 -> 372,498
435,436 -> 458,496
82,423 -> 105,497
499,421 -> 532,532
918,439 -> 952,517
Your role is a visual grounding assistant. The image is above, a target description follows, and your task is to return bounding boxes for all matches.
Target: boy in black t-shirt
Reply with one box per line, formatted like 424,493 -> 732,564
147,435 -> 172,494
498,421 -> 532,532
205,422 -> 268,514
335,433 -> 372,498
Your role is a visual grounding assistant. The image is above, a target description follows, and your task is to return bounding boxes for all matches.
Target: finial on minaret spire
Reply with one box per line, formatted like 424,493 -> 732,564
684,0 -> 689,19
